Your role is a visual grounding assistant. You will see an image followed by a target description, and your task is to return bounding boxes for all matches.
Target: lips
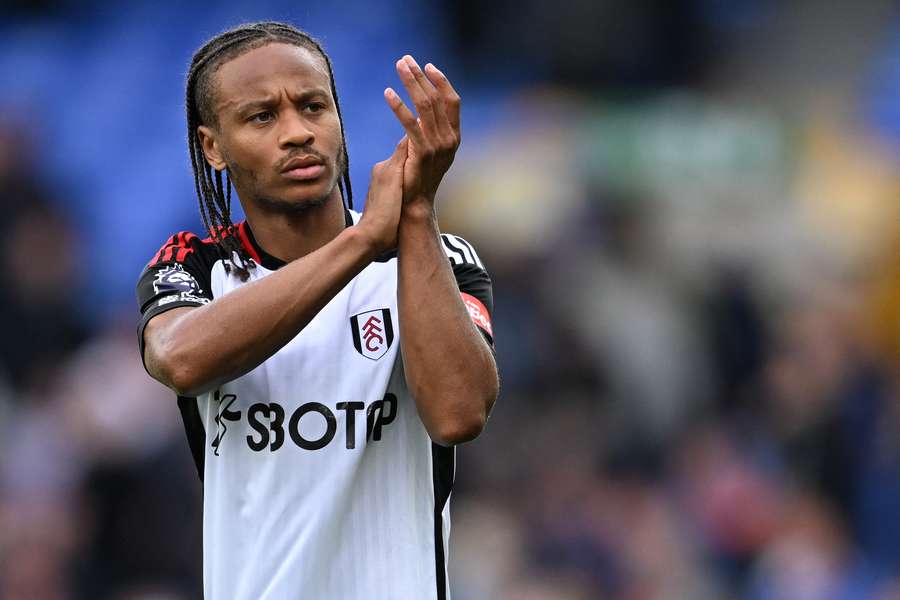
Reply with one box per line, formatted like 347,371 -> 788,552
280,156 -> 326,181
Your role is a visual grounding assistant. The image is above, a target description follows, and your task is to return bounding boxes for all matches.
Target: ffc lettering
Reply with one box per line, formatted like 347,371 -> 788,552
212,392 -> 398,453
363,316 -> 384,352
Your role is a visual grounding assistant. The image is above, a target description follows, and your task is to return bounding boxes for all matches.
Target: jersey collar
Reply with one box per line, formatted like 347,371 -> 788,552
238,207 -> 354,271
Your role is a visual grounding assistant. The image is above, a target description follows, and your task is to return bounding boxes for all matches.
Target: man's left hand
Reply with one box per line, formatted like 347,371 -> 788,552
385,55 -> 461,210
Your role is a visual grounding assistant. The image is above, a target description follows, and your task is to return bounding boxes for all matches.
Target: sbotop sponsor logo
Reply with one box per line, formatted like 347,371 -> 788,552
210,391 -> 399,453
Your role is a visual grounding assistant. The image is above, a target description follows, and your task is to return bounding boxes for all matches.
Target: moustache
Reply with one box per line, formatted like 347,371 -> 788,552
276,148 -> 330,172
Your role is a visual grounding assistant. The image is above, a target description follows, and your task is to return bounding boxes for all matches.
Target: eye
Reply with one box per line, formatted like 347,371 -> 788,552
304,102 -> 326,114
250,111 -> 274,124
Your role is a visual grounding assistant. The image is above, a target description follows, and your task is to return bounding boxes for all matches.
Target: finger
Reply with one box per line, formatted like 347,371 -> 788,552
396,56 -> 439,139
384,88 -> 427,149
414,62 -> 453,141
372,137 -> 408,183
404,56 -> 453,140
389,136 -> 409,165
423,63 -> 460,134
405,55 -> 438,93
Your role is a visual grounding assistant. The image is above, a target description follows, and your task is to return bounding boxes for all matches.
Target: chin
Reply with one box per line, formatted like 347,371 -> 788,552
258,187 -> 335,214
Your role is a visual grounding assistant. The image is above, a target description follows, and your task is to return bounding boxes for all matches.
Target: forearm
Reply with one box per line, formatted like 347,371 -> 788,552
397,204 -> 498,445
147,226 -> 378,395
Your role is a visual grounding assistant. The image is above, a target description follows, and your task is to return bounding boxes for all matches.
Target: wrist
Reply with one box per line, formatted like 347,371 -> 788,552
401,197 -> 436,223
344,223 -> 382,260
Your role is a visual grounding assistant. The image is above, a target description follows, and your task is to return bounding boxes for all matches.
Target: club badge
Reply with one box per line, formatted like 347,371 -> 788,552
350,308 -> 394,361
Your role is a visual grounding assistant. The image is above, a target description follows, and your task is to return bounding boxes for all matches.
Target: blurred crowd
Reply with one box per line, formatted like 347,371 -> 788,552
0,119 -> 202,598
6,0 -> 900,599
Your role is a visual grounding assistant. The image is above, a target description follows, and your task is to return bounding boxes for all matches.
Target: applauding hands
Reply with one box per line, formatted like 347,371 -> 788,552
360,54 -> 461,251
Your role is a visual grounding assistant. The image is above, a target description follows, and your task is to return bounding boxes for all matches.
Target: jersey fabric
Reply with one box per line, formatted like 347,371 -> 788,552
135,208 -> 494,600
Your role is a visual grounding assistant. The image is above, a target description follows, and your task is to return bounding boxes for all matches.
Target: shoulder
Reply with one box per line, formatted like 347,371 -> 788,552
440,232 -> 493,311
439,233 -> 486,270
440,233 -> 495,342
145,230 -> 221,269
136,230 -> 222,309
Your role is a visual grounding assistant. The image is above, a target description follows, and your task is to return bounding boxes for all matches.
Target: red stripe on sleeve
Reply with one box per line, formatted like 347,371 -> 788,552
150,232 -> 197,266
149,234 -> 176,266
162,243 -> 176,263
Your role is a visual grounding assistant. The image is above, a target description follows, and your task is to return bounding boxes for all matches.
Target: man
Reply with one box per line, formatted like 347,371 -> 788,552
135,21 -> 498,600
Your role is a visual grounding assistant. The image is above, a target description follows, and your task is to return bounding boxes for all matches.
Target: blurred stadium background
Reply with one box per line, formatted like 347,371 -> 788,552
5,0 -> 900,598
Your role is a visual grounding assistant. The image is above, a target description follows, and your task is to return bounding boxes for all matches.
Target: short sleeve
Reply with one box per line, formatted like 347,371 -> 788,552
135,232 -> 214,360
441,233 -> 495,346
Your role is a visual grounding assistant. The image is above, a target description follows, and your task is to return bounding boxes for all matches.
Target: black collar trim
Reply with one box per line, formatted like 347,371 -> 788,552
239,207 -> 354,271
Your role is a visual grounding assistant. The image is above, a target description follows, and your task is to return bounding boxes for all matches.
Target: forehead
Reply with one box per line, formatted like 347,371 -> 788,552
213,42 -> 331,106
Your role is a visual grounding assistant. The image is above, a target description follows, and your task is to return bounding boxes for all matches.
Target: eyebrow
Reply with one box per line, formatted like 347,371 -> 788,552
233,88 -> 331,115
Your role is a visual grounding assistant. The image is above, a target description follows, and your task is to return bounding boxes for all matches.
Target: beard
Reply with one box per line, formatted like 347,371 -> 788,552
226,147 -> 347,215
255,189 -> 334,214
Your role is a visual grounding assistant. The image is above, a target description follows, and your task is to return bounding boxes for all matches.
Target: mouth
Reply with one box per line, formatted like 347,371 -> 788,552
280,156 -> 326,181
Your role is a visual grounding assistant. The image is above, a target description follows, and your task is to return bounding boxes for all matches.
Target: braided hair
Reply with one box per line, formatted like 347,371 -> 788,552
185,21 -> 353,280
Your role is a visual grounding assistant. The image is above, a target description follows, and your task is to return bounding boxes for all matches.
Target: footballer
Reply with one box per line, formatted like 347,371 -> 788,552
135,21 -> 498,600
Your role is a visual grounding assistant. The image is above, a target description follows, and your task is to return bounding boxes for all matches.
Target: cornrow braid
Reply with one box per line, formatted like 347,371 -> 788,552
185,21 -> 353,280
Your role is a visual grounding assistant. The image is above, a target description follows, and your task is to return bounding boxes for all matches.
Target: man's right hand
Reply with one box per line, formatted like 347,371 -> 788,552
357,136 -> 408,254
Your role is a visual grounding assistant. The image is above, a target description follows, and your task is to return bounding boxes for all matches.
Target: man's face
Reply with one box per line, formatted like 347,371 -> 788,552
199,42 -> 344,211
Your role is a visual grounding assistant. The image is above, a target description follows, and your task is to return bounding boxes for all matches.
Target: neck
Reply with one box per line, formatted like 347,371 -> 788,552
240,187 -> 346,263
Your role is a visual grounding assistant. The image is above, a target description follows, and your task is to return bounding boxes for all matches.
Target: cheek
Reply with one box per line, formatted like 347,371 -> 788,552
224,133 -> 273,171
218,148 -> 260,188
320,115 -> 344,152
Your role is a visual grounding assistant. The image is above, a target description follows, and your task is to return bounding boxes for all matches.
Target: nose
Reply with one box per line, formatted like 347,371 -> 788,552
278,110 -> 315,148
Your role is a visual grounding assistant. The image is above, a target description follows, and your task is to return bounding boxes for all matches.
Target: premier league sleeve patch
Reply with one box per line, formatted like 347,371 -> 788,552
149,263 -> 211,306
350,308 -> 394,361
153,263 -> 203,295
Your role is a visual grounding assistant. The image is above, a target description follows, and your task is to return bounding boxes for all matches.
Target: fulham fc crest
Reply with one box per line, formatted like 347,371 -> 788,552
350,308 -> 394,361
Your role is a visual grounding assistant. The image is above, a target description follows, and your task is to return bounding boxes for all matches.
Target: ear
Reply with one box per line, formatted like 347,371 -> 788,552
197,125 -> 227,171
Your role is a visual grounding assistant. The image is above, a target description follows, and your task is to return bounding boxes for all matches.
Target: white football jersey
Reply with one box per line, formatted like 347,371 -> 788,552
136,209 -> 495,600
